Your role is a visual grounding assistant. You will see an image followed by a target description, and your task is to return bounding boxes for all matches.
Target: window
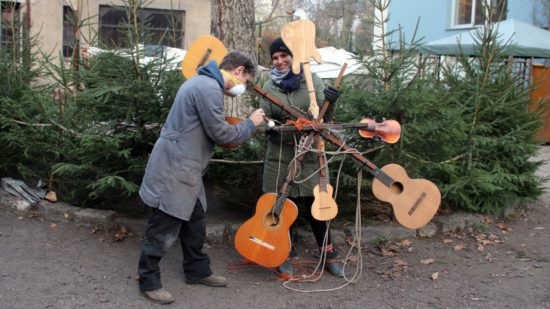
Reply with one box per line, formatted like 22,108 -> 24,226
1,1 -> 20,55
452,0 -> 507,28
99,6 -> 185,48
63,6 -> 76,58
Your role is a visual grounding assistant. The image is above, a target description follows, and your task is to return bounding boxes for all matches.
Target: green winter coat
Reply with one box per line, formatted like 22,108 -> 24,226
260,73 -> 335,198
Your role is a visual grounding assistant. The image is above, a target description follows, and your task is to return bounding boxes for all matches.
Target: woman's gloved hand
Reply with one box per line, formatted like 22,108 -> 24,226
323,86 -> 340,103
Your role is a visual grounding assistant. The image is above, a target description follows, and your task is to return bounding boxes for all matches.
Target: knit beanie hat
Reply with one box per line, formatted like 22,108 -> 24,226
270,37 -> 292,59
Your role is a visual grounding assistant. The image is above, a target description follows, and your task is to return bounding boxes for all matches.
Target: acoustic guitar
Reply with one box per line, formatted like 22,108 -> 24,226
321,131 -> 440,229
180,35 -> 246,148
311,137 -> 338,221
181,35 -> 228,80
234,188 -> 298,268
371,164 -> 441,229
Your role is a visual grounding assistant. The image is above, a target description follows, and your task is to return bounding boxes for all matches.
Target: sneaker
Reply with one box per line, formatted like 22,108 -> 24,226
197,275 -> 227,287
277,259 -> 294,278
142,288 -> 174,304
325,260 -> 344,278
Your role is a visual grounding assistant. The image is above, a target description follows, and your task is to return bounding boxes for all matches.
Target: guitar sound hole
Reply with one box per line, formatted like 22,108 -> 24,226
265,213 -> 280,226
390,182 -> 403,194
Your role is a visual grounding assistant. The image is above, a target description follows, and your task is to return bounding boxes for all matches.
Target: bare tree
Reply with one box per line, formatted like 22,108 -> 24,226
213,0 -> 256,61
212,0 -> 257,117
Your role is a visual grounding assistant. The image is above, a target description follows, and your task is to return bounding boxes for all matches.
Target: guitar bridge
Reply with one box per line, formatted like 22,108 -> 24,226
248,236 -> 275,250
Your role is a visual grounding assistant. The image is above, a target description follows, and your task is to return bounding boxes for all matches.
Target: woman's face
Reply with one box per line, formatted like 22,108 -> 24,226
272,51 -> 292,71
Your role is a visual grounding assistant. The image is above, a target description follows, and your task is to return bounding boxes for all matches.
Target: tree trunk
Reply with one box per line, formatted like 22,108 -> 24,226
213,0 -> 257,117
214,0 -> 256,60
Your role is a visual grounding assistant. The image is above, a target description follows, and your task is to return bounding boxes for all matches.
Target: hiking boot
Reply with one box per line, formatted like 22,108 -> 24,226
197,275 -> 227,287
142,288 -> 174,304
325,260 -> 344,278
277,259 -> 294,278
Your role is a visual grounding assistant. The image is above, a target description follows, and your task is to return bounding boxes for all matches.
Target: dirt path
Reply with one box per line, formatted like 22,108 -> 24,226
1,147 -> 549,308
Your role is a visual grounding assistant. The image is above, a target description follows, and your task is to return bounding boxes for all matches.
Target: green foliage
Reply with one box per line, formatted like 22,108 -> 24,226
1,0 -> 184,209
334,0 -> 545,214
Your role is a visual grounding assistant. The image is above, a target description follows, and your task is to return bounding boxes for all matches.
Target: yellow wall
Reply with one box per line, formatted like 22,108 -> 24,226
25,0 -> 211,59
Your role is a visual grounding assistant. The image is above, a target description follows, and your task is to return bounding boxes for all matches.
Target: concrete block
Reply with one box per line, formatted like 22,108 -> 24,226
0,188 -> 34,211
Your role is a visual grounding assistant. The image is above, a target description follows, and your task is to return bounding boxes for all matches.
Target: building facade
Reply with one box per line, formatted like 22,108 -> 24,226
1,0 -> 211,60
380,0 -> 548,47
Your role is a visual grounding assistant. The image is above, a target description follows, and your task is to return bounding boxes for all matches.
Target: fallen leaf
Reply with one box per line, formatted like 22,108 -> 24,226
443,238 -> 454,244
114,226 -> 129,242
477,244 -> 485,252
394,259 -> 408,267
453,243 -> 464,251
420,258 -> 435,265
431,272 -> 439,280
495,223 -> 512,232
17,216 -> 23,220
479,239 -> 492,246
346,255 -> 359,262
398,239 -> 412,247
50,223 -> 57,228
380,247 -> 396,257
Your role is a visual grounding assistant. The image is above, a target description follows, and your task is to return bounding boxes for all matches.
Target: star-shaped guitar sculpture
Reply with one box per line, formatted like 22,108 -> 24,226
181,27 -> 441,269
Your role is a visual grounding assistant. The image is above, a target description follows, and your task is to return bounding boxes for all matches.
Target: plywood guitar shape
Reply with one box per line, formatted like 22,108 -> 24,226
372,164 -> 441,229
311,137 -> 338,221
281,19 -> 322,119
234,191 -> 298,268
181,35 -> 228,80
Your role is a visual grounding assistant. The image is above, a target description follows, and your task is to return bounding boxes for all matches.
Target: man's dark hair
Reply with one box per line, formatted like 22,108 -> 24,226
219,51 -> 257,77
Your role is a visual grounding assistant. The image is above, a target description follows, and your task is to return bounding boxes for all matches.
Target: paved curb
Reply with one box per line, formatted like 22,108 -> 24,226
1,187 -> 490,247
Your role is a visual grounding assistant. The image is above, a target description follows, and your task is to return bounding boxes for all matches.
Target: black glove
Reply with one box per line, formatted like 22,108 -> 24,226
323,86 -> 340,104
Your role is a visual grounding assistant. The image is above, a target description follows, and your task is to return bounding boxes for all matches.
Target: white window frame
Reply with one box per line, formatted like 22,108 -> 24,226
451,0 -> 478,29
450,0 -> 506,29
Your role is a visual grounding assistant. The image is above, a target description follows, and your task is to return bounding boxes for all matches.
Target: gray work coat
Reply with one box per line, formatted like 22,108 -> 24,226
260,73 -> 335,198
139,62 -> 256,220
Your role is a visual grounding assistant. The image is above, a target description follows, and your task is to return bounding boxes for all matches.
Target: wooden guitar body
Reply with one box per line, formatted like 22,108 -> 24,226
281,19 -> 322,118
311,184 -> 338,221
234,193 -> 298,268
181,35 -> 228,80
372,164 -> 441,229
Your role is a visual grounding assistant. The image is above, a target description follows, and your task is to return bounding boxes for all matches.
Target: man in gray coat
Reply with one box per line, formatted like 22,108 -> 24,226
138,51 -> 265,304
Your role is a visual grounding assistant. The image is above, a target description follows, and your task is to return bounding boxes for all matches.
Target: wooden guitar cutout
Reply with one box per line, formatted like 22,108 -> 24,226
281,19 -> 322,119
311,137 -> 338,221
181,35 -> 228,80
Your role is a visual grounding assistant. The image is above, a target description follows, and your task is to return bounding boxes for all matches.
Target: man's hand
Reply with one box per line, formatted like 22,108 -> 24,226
249,108 -> 266,127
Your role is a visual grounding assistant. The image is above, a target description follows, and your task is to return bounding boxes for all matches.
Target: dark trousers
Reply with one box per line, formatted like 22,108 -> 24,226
138,201 -> 212,291
289,196 -> 337,259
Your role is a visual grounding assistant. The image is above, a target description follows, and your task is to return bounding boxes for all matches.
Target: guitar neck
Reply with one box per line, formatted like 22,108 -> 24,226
301,63 -> 319,119
316,134 -> 327,191
321,130 -> 394,187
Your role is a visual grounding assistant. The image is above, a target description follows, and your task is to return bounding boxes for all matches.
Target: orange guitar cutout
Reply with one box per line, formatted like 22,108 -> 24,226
181,35 -> 228,80
281,19 -> 322,119
311,137 -> 338,221
371,164 -> 441,229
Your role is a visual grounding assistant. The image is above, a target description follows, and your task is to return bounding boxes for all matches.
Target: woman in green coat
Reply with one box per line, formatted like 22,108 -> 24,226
259,38 -> 343,278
